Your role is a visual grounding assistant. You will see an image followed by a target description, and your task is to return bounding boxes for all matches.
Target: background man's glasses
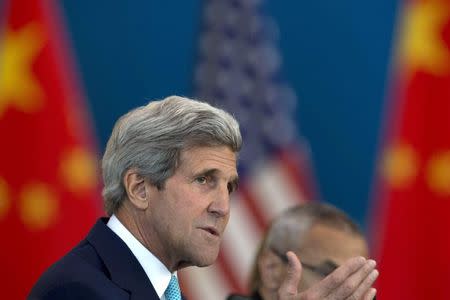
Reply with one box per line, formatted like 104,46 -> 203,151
270,246 -> 338,277
270,246 -> 376,299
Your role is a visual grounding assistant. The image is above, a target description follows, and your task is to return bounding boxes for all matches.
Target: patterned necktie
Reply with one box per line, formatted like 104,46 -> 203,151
164,275 -> 181,300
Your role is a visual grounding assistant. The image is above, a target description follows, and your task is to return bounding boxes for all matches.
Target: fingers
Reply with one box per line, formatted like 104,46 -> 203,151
302,256 -> 366,299
325,259 -> 377,300
342,269 -> 378,300
278,251 -> 302,299
279,255 -> 379,300
362,288 -> 377,300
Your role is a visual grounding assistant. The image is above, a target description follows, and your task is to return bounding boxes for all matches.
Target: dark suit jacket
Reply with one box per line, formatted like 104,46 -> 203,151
28,218 -> 176,300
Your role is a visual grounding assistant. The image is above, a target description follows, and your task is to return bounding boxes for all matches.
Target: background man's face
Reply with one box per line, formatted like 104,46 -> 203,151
258,222 -> 368,297
296,223 -> 369,291
143,146 -> 238,269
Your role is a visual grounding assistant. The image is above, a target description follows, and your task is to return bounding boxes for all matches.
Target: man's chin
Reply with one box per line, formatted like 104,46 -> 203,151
193,250 -> 220,267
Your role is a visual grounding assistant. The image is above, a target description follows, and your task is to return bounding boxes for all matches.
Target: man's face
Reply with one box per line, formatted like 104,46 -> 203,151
143,146 -> 238,270
296,223 -> 368,291
258,223 -> 368,297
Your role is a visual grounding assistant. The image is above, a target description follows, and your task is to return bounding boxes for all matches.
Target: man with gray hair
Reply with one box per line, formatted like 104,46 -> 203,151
29,96 -> 378,300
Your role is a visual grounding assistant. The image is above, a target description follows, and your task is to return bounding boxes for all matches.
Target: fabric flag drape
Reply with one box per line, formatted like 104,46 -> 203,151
180,0 -> 317,299
372,0 -> 450,299
0,1 -> 102,298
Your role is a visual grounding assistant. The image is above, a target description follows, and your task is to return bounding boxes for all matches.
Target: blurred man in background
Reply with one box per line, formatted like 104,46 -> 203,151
228,202 -> 375,300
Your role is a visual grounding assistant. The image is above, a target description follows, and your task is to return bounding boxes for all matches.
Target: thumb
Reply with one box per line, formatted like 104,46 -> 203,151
278,251 -> 303,299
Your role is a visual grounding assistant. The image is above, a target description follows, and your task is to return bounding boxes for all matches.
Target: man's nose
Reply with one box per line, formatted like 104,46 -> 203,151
207,184 -> 230,217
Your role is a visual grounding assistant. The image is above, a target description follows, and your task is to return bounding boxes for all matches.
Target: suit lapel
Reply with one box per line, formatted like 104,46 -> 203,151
86,218 -> 160,300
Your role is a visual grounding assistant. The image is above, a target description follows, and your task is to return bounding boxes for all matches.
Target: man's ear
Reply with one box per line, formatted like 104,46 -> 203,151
123,169 -> 150,210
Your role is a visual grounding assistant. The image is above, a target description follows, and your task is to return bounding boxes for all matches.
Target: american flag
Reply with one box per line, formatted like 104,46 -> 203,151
180,0 -> 317,298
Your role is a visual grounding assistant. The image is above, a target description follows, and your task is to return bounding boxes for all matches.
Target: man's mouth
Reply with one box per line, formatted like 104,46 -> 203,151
200,226 -> 219,237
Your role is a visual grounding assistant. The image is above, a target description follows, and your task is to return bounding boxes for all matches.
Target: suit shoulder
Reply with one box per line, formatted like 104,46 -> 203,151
29,241 -> 122,299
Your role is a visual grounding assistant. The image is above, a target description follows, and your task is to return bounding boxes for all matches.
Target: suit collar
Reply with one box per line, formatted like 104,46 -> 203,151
86,218 -> 160,300
107,214 -> 174,298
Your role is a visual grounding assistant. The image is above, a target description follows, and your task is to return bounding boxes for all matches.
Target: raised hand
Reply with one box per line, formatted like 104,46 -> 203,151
278,251 -> 378,300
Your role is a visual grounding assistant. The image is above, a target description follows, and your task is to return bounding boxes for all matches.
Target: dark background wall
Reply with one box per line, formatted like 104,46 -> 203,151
60,0 -> 399,232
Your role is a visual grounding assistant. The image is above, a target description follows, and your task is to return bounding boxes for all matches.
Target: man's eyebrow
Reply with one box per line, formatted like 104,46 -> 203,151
195,169 -> 219,177
195,169 -> 239,180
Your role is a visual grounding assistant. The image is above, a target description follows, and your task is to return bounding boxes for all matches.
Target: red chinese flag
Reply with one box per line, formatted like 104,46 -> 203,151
0,1 -> 102,298
372,0 -> 450,299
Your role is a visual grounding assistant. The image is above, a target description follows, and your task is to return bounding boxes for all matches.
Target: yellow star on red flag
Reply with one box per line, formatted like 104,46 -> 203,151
398,1 -> 450,75
0,23 -> 45,116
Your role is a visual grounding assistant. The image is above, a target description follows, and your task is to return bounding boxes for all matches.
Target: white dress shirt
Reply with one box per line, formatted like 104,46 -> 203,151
107,214 -> 176,300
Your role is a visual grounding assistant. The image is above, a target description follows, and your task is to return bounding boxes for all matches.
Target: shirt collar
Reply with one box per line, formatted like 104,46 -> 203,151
107,214 -> 176,299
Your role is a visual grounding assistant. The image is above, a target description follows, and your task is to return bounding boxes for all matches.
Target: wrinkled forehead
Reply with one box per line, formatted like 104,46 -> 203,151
265,215 -> 313,251
295,223 -> 368,264
178,145 -> 238,175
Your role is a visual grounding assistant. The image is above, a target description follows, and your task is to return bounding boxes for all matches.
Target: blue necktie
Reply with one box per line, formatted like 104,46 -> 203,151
164,275 -> 181,300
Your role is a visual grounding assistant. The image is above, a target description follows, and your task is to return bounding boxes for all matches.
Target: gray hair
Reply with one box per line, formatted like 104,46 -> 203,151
101,95 -> 242,215
265,202 -> 363,251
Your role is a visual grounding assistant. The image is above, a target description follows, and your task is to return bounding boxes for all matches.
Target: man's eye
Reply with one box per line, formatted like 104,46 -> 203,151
228,181 -> 238,194
195,176 -> 207,184
227,183 -> 235,194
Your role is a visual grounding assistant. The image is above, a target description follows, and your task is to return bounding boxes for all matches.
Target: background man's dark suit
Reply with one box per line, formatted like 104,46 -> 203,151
29,218 -> 161,300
